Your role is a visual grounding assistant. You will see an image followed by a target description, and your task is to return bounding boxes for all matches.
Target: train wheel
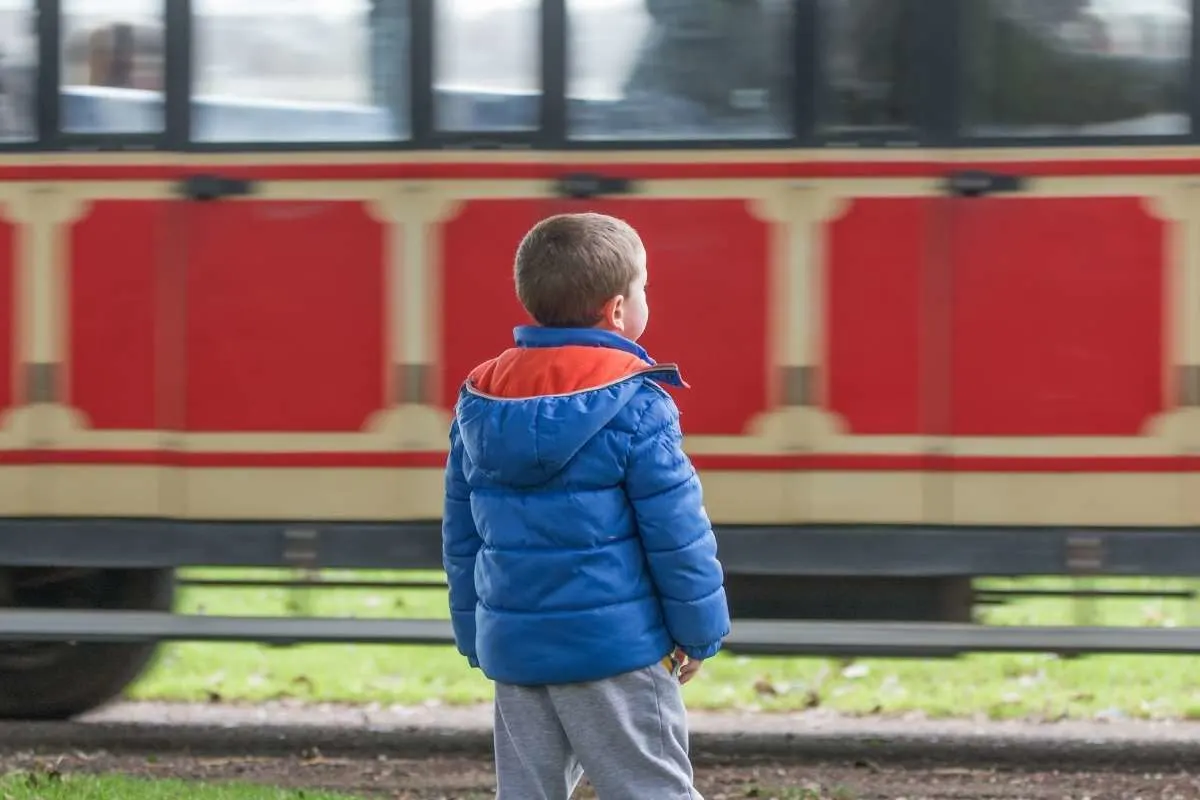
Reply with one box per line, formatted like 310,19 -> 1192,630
0,567 -> 175,720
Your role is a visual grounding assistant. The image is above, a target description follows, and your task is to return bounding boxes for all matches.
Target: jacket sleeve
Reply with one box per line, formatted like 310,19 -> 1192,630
625,391 -> 731,660
442,418 -> 482,667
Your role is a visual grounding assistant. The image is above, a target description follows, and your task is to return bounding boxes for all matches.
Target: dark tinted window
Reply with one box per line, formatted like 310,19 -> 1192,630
819,0 -> 917,133
566,0 -> 793,141
962,0 -> 1190,137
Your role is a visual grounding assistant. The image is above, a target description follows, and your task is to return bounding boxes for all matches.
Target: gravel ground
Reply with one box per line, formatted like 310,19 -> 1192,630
1,703 -> 1199,799
3,749 -> 1199,799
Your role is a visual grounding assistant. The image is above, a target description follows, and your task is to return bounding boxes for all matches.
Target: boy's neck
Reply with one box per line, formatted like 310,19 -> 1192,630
593,320 -> 649,345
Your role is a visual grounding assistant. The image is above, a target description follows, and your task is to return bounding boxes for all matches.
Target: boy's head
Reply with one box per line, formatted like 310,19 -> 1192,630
514,212 -> 649,341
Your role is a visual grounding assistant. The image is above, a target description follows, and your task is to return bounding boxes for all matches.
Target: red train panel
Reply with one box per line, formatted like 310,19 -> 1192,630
825,198 -> 931,435
183,201 -> 387,432
69,201 -> 165,429
951,197 -> 1164,436
439,199 -> 770,435
826,196 -> 1165,437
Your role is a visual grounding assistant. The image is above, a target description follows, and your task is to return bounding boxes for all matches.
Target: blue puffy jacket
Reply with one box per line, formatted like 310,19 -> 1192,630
442,326 -> 731,686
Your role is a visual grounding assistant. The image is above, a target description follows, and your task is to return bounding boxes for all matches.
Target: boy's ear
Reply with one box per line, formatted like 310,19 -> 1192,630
601,294 -> 625,331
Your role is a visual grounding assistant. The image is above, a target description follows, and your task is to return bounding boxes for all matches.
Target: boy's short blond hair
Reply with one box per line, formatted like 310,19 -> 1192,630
514,213 -> 644,328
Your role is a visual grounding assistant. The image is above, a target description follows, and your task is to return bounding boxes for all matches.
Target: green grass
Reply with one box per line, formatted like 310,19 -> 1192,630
0,771 -> 365,799
128,570 -> 1200,721
0,770 -> 846,800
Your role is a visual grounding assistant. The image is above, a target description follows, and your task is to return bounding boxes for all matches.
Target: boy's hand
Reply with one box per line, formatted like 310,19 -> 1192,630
673,647 -> 703,684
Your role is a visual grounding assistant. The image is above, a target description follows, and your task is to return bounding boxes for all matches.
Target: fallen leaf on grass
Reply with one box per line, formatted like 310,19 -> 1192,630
841,663 -> 870,680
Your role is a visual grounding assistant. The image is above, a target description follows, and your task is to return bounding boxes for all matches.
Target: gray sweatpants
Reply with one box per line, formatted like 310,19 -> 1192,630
493,661 -> 702,800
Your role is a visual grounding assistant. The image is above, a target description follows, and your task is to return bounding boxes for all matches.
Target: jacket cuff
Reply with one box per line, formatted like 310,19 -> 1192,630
681,640 -> 723,661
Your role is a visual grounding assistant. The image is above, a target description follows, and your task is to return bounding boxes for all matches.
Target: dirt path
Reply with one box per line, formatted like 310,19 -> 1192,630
2,703 -> 1200,798
3,749 -> 1198,799
39,701 -> 1200,770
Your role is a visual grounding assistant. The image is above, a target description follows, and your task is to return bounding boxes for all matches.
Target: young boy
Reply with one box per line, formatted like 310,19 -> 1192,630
442,212 -> 730,799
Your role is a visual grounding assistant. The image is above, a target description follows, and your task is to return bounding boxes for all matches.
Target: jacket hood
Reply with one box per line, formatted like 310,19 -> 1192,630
453,326 -> 685,488
456,377 -> 652,487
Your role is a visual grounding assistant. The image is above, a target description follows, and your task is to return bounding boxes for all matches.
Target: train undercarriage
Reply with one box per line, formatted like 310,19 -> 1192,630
3,522 -> 1200,720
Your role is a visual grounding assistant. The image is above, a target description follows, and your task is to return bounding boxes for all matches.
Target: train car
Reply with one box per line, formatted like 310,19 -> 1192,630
2,0 -> 1200,719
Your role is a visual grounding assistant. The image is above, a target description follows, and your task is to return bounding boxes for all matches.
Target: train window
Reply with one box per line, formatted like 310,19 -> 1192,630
565,0 -> 793,141
962,0 -> 1191,137
191,0 -> 410,143
818,0 -> 917,133
435,0 -> 540,132
60,0 -> 165,135
0,0 -> 36,141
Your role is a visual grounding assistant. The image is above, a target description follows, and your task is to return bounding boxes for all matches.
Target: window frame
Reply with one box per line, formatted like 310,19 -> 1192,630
0,0 -> 1193,152
808,0 -> 949,149
45,0 -> 176,151
421,0 -> 552,149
